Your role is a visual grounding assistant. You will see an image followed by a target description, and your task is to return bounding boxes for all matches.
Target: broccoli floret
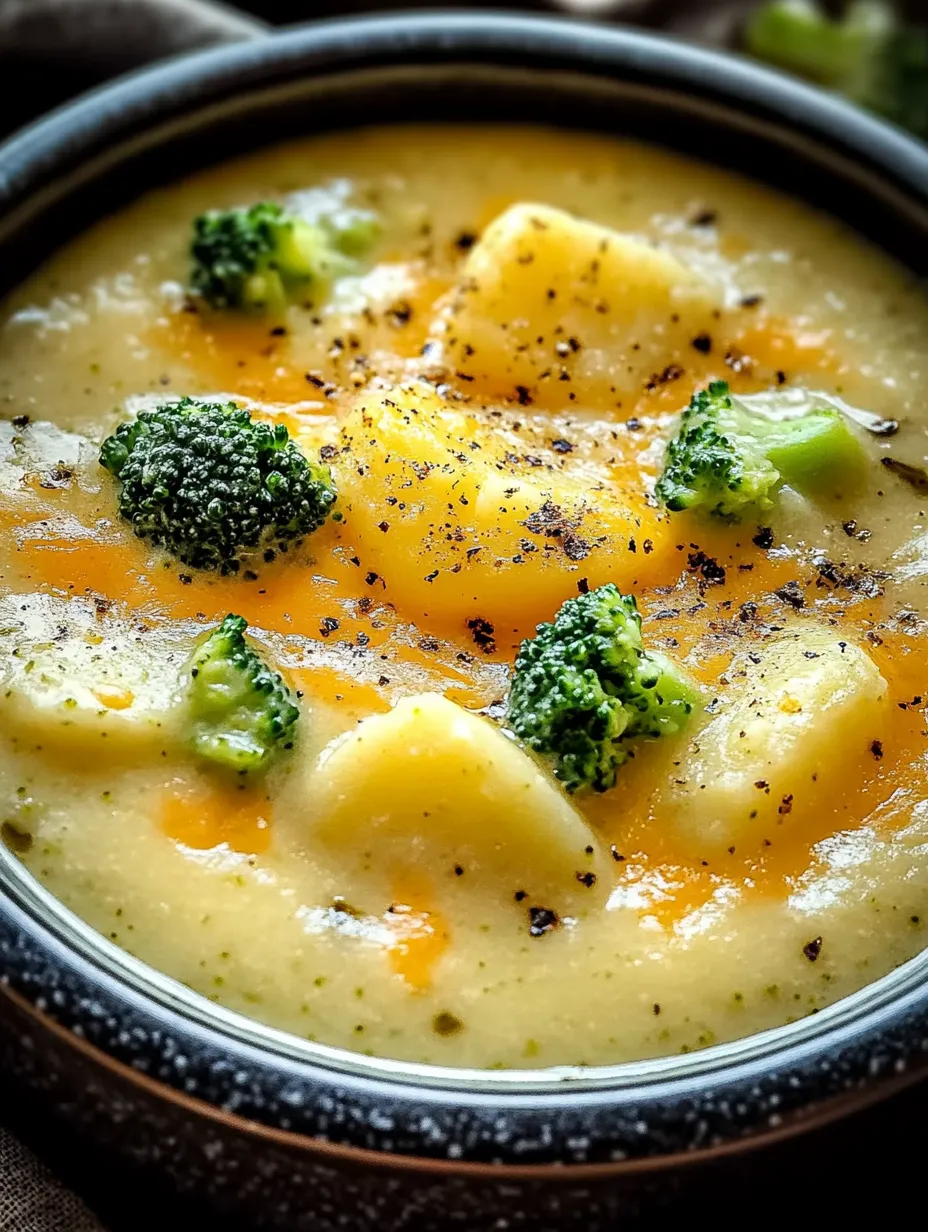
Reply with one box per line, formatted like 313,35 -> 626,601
746,1 -> 928,138
655,380 -> 863,518
187,614 -> 299,772
322,205 -> 382,256
506,584 -> 700,794
100,397 -> 336,573
190,200 -> 374,311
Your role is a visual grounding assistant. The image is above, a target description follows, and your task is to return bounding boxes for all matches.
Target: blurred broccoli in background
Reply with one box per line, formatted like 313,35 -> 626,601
746,1 -> 928,138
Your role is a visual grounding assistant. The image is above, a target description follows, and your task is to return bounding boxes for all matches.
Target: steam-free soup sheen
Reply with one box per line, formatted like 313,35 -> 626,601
2,126 -> 928,1069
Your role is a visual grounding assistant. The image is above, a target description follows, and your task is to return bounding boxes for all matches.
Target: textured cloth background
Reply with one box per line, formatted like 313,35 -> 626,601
0,1129 -> 103,1232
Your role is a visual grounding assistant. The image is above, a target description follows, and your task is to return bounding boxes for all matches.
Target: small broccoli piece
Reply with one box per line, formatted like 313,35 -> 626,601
746,1 -> 928,138
506,584 -> 700,794
190,200 -> 371,311
656,380 -> 863,518
656,382 -> 780,518
100,397 -> 336,573
187,614 -> 299,772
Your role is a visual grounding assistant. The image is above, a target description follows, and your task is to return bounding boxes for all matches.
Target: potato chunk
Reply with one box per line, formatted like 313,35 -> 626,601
310,693 -> 607,914
336,386 -> 668,629
657,625 -> 888,858
440,203 -> 717,405
0,594 -> 186,756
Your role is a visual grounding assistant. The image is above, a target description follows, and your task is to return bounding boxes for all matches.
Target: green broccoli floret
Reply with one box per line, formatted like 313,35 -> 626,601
190,200 -> 377,311
506,584 -> 700,794
100,397 -> 336,573
746,1 -> 928,138
655,380 -> 863,518
187,614 -> 299,772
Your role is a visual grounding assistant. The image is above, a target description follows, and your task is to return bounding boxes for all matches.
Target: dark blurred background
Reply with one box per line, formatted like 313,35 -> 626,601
0,0 -> 926,142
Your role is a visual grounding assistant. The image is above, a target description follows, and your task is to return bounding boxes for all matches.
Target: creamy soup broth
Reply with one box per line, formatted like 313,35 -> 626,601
1,125 -> 928,1068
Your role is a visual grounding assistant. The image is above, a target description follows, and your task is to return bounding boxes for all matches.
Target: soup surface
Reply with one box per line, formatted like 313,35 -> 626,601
2,125 -> 928,1069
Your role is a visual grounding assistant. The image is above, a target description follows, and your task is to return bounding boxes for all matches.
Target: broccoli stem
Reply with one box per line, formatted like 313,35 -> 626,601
656,381 -> 866,520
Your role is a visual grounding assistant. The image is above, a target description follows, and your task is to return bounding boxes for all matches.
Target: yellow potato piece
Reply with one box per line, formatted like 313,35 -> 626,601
656,625 -> 889,859
310,693 -> 608,914
336,385 -> 669,630
0,593 -> 186,757
439,203 -> 718,406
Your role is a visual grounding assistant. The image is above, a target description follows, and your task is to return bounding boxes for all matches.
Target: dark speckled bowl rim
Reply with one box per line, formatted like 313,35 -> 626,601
2,10 -> 928,1169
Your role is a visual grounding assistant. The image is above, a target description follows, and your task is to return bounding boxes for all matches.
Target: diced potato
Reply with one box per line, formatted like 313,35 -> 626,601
336,385 -> 670,630
310,693 -> 608,914
439,203 -> 718,406
656,625 -> 889,858
0,593 -> 187,756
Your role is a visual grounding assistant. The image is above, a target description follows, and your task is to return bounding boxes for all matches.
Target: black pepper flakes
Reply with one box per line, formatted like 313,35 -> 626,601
467,616 -> 496,654
388,301 -> 413,327
775,581 -> 805,609
563,532 -> 591,562
690,332 -> 712,354
645,364 -> 684,392
432,1011 -> 464,1037
870,739 -> 884,760
687,549 -> 726,587
803,936 -> 823,963
753,527 -> 774,549
575,871 -> 597,888
528,906 -> 559,937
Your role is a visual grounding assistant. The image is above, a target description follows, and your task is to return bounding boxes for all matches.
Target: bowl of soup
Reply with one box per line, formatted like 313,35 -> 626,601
1,11 -> 927,1229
